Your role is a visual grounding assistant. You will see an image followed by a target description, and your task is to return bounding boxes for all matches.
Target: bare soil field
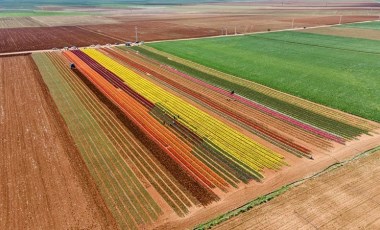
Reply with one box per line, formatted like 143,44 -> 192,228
301,26 -> 380,40
214,148 -> 380,230
31,15 -> 119,27
158,14 -> 296,34
168,3 -> 380,15
0,17 -> 46,29
80,21 -> 220,42
0,3 -> 378,53
87,14 -> 379,42
286,15 -> 378,26
166,15 -> 379,34
0,54 -> 117,229
0,26 -> 120,53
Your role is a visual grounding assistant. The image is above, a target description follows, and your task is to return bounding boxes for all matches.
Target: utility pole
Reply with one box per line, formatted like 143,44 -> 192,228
225,27 -> 228,36
292,18 -> 295,29
135,26 -> 138,43
235,26 -> 237,35
339,15 -> 342,25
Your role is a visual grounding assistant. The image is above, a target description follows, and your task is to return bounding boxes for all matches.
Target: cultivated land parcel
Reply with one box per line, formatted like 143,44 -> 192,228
148,31 -> 380,122
213,148 -> 380,230
1,1 -> 380,229
21,39 -> 379,229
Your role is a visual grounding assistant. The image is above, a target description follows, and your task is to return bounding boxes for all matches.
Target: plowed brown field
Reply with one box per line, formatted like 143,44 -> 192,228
0,17 -> 46,29
286,15 -> 377,26
31,15 -> 119,27
80,21 -> 220,42
214,148 -> 380,230
0,26 -> 120,53
81,15 -> 378,43
162,15 -> 378,34
0,55 -> 117,229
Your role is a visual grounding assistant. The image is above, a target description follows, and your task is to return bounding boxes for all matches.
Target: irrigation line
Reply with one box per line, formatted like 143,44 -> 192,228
194,145 -> 380,230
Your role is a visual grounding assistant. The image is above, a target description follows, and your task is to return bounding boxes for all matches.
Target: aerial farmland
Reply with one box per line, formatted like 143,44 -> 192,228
1,0 -> 380,229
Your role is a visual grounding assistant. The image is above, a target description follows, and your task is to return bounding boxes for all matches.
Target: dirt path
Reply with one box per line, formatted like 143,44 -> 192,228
214,147 -> 380,230
0,55 -> 117,229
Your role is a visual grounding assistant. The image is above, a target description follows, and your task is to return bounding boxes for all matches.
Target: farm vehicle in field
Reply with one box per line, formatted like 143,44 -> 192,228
126,41 -> 144,47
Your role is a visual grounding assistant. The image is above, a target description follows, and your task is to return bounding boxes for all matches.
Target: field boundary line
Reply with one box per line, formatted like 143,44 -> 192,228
293,209 -> 318,230
194,145 -> 380,230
